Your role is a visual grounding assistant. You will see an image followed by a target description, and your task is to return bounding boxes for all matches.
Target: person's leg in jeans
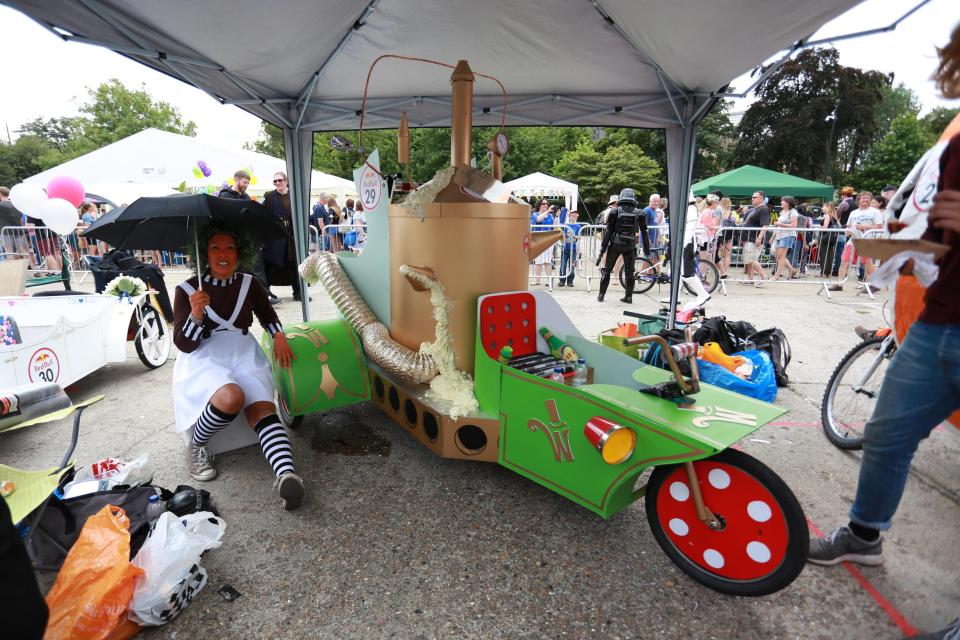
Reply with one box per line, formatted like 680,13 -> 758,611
849,322 -> 960,530
809,322 -> 960,565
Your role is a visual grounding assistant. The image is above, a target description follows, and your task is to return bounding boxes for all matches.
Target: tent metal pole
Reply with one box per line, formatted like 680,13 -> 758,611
665,100 -> 699,331
282,126 -> 313,321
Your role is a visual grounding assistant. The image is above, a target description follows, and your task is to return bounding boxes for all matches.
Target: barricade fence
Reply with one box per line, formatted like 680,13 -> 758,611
316,224 -> 368,254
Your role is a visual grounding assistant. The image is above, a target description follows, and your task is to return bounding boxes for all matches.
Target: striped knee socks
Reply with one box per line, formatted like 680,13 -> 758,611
192,403 -> 238,447
255,415 -> 295,478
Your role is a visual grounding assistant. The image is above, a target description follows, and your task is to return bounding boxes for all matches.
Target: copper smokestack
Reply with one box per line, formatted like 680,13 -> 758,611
450,60 -> 474,168
398,112 -> 410,167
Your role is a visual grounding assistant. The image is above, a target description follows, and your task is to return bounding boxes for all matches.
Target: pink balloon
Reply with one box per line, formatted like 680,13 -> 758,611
46,176 -> 86,208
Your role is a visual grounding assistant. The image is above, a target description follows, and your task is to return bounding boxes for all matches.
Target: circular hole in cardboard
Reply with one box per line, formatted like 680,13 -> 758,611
455,425 -> 487,454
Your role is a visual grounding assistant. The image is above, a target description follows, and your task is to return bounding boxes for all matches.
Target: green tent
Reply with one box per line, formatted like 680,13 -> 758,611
691,165 -> 834,199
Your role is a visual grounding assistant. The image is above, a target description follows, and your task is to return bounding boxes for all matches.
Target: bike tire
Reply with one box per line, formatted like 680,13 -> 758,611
682,259 -> 720,295
820,336 -> 894,450
645,448 -> 809,596
619,257 -> 657,294
135,305 -> 172,369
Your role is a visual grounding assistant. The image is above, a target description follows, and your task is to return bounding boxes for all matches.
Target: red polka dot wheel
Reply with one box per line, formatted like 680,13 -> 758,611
645,448 -> 809,596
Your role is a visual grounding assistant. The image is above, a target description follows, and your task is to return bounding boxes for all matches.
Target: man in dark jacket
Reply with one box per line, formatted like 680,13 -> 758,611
262,172 -> 306,301
218,170 -> 280,304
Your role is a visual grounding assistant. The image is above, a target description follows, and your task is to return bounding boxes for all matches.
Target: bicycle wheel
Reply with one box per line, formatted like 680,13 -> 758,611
682,259 -> 720,294
135,305 -> 171,369
645,448 -> 809,596
820,336 -> 895,450
620,257 -> 657,293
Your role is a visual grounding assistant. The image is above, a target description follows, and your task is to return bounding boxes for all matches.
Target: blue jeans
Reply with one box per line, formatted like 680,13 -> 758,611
560,244 -> 577,284
850,322 -> 960,530
832,235 -> 847,277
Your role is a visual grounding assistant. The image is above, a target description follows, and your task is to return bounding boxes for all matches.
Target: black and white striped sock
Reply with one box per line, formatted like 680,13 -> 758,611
192,403 -> 237,447
255,415 -> 295,478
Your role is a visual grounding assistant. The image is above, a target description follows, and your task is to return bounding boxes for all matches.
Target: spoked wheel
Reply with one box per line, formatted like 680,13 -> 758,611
275,389 -> 303,429
683,259 -> 720,294
135,305 -> 171,369
618,257 -> 658,294
821,335 -> 895,450
645,448 -> 808,596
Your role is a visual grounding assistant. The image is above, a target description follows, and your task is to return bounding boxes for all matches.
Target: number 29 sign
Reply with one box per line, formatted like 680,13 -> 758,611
359,163 -> 383,212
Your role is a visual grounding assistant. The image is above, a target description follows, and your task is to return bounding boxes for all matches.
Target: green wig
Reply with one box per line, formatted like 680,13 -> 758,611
190,220 -> 256,275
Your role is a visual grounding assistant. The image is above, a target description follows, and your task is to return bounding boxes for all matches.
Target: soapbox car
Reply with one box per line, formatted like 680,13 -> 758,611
0,292 -> 171,389
263,289 -> 808,597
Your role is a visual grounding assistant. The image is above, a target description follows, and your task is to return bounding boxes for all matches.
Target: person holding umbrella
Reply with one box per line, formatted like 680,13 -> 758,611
172,222 -> 303,510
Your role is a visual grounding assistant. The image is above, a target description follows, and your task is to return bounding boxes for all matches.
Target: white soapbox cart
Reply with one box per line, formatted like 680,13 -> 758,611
0,292 -> 171,389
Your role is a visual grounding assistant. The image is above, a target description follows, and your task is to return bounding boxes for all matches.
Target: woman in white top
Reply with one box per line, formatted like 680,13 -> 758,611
771,196 -> 799,279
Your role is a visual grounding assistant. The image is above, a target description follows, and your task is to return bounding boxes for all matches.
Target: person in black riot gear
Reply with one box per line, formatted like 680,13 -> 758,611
596,188 -> 650,303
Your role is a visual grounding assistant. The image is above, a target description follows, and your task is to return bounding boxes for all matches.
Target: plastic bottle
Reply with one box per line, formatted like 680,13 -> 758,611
573,359 -> 588,386
146,493 -> 165,523
549,366 -> 565,384
497,345 -> 514,365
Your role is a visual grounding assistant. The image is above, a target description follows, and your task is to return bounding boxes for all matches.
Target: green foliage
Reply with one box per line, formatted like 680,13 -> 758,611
3,79 -> 197,185
920,106 -> 960,138
873,83 -> 921,144
552,142 -> 660,220
735,47 -> 889,183
853,113 -> 935,194
694,100 -> 738,181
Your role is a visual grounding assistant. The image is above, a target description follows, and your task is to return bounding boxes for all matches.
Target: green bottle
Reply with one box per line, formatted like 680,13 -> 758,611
539,326 -> 579,362
497,345 -> 513,365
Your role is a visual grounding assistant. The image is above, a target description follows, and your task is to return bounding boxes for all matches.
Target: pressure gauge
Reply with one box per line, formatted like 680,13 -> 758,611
494,131 -> 509,156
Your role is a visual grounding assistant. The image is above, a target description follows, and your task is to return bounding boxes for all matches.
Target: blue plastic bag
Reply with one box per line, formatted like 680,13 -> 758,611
343,231 -> 357,248
697,349 -> 777,402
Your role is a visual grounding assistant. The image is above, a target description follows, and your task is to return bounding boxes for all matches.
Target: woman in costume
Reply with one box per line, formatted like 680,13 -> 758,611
172,225 -> 303,510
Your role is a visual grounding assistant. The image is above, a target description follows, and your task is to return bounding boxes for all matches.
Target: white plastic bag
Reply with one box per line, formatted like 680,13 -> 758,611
129,511 -> 226,626
62,454 -> 153,498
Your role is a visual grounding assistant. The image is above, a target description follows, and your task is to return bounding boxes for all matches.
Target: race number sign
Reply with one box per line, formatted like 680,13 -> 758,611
28,347 -> 60,383
359,163 -> 383,211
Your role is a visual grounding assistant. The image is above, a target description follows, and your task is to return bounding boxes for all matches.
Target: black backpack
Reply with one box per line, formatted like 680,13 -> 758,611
693,316 -> 756,355
749,328 -> 792,387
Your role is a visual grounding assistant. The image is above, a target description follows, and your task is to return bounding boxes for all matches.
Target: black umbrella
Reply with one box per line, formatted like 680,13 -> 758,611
83,194 -> 286,251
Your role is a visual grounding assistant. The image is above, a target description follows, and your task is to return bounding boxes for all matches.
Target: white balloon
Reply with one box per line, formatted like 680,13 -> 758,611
38,198 -> 78,236
9,183 -> 48,216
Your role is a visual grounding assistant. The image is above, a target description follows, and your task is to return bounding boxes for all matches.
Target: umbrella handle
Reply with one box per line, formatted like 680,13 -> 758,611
194,219 -> 202,291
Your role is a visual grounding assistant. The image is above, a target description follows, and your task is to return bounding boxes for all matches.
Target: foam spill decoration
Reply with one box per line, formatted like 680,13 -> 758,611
399,264 -> 478,419
400,165 -> 456,221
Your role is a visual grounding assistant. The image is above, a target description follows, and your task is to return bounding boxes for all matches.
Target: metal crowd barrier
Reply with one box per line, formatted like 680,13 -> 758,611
709,226 -> 882,299
315,224 -> 368,254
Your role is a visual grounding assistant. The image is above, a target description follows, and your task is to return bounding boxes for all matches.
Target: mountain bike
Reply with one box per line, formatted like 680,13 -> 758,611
820,328 -> 896,450
618,244 -> 720,295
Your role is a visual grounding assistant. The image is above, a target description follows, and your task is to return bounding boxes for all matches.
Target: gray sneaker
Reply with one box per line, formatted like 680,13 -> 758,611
277,472 -> 304,511
185,442 -> 217,482
913,618 -> 960,640
808,526 -> 883,566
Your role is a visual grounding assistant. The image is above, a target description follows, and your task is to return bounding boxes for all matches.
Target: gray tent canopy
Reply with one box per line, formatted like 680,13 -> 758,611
6,0 -> 876,321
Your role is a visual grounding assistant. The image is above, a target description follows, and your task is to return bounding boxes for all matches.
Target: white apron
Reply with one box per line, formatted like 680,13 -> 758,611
172,274 -> 275,432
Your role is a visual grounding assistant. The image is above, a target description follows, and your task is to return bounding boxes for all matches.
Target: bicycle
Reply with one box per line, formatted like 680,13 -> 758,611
820,328 -> 896,450
618,243 -> 720,296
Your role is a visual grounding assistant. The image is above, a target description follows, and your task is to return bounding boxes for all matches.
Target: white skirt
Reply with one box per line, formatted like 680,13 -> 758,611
172,330 -> 275,432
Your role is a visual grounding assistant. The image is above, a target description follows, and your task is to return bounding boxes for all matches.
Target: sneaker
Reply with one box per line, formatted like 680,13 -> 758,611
913,617 -> 960,640
827,284 -> 843,292
556,282 -> 565,287
807,526 -> 883,566
185,443 -> 217,482
277,472 -> 304,511
854,325 -> 875,341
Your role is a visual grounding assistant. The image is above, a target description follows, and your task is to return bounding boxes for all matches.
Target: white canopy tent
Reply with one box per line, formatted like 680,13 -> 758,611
503,172 -> 579,212
25,128 -> 358,203
9,0 -> 916,321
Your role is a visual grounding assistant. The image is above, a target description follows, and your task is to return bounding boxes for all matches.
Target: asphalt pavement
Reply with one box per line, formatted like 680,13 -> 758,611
5,272 -> 958,639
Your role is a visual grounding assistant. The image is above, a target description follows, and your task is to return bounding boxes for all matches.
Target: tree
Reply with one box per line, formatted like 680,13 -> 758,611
693,100 -> 737,181
921,106 -> 960,138
734,47 -> 889,182
552,142 -> 660,219
0,135 -> 52,186
853,113 -> 935,194
17,117 -> 83,151
872,83 -> 921,144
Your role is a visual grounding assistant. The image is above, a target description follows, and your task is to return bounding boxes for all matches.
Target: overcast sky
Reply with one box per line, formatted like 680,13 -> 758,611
1,0 -> 956,152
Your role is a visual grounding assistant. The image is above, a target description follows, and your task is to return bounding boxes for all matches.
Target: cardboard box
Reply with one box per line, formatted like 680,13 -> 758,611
853,238 -> 950,261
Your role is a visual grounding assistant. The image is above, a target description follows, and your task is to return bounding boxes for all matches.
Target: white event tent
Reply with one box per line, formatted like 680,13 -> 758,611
25,128 -> 358,205
503,172 -> 579,212
9,0 -> 915,321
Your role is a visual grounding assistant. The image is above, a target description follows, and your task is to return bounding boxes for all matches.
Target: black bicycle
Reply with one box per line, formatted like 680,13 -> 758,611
618,245 -> 720,295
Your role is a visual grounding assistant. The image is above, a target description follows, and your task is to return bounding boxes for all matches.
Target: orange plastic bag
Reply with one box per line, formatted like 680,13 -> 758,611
44,505 -> 144,640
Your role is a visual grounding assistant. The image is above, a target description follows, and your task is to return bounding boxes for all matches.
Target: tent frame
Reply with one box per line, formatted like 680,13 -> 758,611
16,0 -> 930,323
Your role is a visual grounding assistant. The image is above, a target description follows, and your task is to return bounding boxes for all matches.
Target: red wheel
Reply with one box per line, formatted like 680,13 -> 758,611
645,448 -> 808,596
